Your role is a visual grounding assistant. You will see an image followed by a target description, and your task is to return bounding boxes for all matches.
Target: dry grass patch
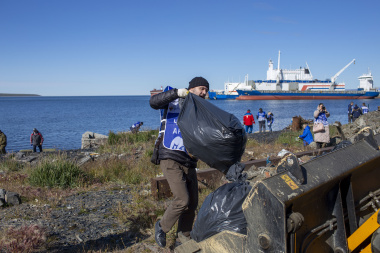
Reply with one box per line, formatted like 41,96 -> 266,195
0,224 -> 46,253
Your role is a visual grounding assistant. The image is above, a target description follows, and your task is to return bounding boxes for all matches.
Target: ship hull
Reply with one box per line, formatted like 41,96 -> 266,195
236,91 -> 379,100
208,91 -> 238,100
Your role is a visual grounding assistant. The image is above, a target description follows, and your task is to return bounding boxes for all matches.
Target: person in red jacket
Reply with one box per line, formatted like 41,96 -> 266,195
243,109 -> 255,133
30,128 -> 44,152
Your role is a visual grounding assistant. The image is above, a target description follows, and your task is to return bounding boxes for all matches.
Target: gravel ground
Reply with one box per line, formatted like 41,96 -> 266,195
247,129 -> 287,143
0,188 -> 138,252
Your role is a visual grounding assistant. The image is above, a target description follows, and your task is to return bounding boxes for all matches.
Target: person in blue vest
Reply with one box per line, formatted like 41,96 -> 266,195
361,103 -> 369,114
299,124 -> 314,146
130,121 -> 143,133
257,108 -> 267,133
149,76 -> 209,247
348,101 -> 354,123
267,112 -> 274,132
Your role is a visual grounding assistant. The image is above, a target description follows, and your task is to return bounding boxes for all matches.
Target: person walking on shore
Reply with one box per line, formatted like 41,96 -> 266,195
352,104 -> 362,122
314,103 -> 330,148
243,109 -> 255,134
361,103 -> 369,114
130,121 -> 143,133
267,112 -> 274,132
30,128 -> 43,152
149,76 -> 209,247
348,101 -> 354,123
257,108 -> 267,133
0,130 -> 7,154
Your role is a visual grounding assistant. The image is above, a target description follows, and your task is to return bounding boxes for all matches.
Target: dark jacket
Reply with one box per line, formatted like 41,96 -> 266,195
0,131 -> 6,147
30,132 -> 43,146
352,106 -> 362,119
348,104 -> 353,114
150,89 -> 197,168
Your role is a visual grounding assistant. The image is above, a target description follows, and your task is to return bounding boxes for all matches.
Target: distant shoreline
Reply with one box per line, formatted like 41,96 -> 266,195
0,93 -> 40,97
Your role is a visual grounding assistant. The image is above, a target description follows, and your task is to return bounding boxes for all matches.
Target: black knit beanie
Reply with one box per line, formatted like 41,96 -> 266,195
188,77 -> 209,90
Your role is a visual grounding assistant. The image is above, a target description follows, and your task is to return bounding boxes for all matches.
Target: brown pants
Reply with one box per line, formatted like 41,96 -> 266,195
160,159 -> 198,237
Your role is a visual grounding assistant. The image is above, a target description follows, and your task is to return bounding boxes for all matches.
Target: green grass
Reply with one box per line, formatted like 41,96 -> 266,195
98,130 -> 158,155
28,156 -> 87,188
107,130 -> 157,146
0,159 -> 24,172
275,130 -> 305,148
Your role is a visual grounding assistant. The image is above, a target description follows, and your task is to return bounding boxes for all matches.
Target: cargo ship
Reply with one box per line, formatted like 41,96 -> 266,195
150,86 -> 163,96
209,51 -> 379,100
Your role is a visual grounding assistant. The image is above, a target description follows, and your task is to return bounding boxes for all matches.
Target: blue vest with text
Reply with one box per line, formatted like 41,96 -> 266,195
160,86 -> 186,152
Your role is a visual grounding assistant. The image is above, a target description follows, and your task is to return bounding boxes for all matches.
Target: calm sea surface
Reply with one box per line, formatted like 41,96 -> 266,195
1,96 -> 379,152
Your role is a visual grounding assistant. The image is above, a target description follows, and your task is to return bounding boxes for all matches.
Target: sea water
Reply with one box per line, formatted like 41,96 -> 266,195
1,96 -> 379,152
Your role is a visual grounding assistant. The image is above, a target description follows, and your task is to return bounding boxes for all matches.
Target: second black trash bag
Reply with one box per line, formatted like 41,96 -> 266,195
190,182 -> 252,242
177,93 -> 247,174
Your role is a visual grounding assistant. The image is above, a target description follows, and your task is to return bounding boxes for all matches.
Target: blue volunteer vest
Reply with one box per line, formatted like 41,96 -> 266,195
315,112 -> 328,126
160,86 -> 186,152
258,111 -> 266,121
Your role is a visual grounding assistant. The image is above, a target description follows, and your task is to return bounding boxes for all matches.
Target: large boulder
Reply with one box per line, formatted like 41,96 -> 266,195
0,189 -> 5,207
5,191 -> 21,206
341,111 -> 380,139
81,132 -> 108,149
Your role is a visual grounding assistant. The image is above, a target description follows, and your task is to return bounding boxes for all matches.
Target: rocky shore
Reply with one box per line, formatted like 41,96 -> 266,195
0,111 -> 379,252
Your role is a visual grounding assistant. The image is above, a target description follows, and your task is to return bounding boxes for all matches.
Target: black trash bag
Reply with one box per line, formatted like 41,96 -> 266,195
332,140 -> 352,152
226,162 -> 247,182
178,93 -> 247,174
190,182 -> 252,242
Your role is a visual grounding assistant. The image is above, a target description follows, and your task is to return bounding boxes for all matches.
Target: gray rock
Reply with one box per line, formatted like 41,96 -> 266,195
308,142 -> 317,149
81,132 -> 108,149
77,156 -> 92,166
0,189 -> 5,207
15,152 -> 26,159
0,188 -> 6,199
5,191 -> 21,206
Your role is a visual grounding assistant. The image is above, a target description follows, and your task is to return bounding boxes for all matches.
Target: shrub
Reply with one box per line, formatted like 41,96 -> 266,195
83,158 -> 147,185
0,224 -> 46,253
0,159 -> 24,172
107,130 -> 157,146
29,156 -> 86,188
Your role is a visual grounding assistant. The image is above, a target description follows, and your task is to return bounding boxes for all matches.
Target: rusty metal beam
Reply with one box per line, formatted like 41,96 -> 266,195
151,147 -> 334,199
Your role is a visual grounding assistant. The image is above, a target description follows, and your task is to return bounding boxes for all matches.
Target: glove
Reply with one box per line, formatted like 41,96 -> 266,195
177,88 -> 189,98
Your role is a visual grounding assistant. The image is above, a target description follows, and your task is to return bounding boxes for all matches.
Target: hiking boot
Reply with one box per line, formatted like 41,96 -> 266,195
155,220 -> 166,247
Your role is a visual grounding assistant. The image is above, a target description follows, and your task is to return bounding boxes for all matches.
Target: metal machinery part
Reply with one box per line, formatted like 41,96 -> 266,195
175,129 -> 380,253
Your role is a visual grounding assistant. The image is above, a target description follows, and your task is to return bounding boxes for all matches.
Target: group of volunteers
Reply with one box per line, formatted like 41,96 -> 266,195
149,77 -> 376,248
243,108 -> 274,133
298,101 -> 371,149
348,102 -> 369,123
0,128 -> 44,154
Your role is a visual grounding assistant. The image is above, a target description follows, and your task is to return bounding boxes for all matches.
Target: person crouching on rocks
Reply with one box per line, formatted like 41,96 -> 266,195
299,124 -> 314,147
130,122 -> 143,133
30,128 -> 43,152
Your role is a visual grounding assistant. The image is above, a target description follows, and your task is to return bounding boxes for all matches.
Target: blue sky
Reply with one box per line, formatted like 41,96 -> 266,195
0,0 -> 379,96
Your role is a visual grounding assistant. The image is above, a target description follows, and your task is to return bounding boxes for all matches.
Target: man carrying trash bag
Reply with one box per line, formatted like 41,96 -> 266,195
149,77 -> 209,247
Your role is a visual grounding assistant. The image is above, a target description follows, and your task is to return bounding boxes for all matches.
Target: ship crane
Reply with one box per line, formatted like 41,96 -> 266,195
329,59 -> 355,90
